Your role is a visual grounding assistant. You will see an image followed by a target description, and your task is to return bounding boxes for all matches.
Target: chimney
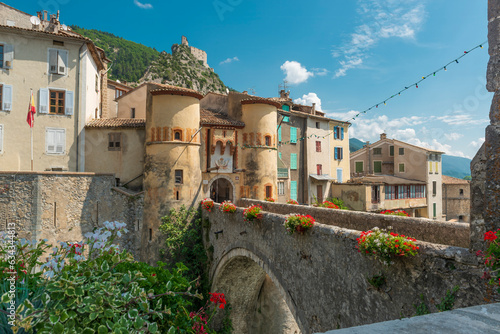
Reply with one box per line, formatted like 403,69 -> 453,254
279,90 -> 290,99
312,103 -> 316,115
56,10 -> 60,22
43,10 -> 48,21
380,133 -> 387,140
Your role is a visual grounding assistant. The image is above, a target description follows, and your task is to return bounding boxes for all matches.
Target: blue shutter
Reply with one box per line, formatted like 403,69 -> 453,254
341,127 -> 344,140
278,126 -> 282,142
334,147 -> 338,160
65,90 -> 74,115
39,88 -> 49,114
340,147 -> 343,160
290,127 -> 297,143
333,126 -> 338,139
282,105 -> 290,111
290,153 -> 297,169
290,181 -> 298,201
278,152 -> 282,159
283,116 -> 290,122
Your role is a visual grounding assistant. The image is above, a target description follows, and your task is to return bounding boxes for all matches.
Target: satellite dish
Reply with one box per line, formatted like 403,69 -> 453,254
30,16 -> 41,25
61,24 -> 68,31
225,88 -> 229,94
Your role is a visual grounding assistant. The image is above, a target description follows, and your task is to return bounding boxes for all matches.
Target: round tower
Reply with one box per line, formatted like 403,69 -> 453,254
239,99 -> 279,200
141,86 -> 203,263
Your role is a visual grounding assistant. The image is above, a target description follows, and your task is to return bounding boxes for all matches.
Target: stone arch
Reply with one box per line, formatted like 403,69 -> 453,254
211,247 -> 304,334
207,175 -> 237,202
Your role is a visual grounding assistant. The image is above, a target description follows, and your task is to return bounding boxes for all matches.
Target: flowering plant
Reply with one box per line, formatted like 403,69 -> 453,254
220,200 -> 236,213
356,227 -> 419,265
380,209 -> 410,217
287,199 -> 299,205
319,201 -> 339,209
188,292 -> 227,334
201,198 -> 214,212
284,214 -> 315,235
264,197 -> 275,202
243,205 -> 263,222
478,229 -> 500,292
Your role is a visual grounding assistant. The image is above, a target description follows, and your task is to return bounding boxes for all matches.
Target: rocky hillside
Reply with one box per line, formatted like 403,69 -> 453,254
141,44 -> 227,94
71,26 -> 228,94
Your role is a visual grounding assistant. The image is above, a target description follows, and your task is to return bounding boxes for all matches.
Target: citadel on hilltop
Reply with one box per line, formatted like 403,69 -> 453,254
171,35 -> 210,69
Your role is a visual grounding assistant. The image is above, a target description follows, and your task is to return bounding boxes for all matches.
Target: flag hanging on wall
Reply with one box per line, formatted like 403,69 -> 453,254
27,90 -> 36,127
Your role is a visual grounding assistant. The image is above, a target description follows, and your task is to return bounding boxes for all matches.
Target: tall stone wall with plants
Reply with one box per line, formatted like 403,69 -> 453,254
204,203 -> 494,334
0,172 -> 143,258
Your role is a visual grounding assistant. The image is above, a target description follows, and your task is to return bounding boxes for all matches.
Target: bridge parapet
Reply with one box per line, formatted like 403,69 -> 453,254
204,203 -> 492,333
239,199 -> 470,247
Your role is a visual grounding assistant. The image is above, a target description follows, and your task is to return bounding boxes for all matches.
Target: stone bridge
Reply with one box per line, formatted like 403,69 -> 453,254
203,200 -> 492,334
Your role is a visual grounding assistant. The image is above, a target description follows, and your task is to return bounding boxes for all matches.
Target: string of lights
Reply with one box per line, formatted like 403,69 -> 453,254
234,41 -> 487,152
344,41 -> 488,124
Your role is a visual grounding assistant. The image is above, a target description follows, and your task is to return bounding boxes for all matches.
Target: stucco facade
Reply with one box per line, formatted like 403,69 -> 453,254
0,5 -> 107,173
349,134 -> 443,219
116,83 -> 148,119
442,175 -> 471,223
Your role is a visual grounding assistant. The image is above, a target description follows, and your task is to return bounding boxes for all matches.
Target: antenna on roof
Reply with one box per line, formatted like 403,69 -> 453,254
30,16 -> 41,26
278,80 -> 288,93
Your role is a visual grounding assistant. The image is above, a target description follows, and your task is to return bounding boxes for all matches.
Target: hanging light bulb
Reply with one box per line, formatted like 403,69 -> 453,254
464,51 -> 468,54
416,84 -> 418,88
376,105 -> 378,108
444,66 -> 447,71
480,45 -> 483,49
455,59 -> 459,64
384,101 -> 386,105
422,76 -> 425,79
433,72 -> 436,76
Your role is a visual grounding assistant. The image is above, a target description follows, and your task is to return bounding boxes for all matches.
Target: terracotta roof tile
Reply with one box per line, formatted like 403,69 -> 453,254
0,24 -> 88,41
85,118 -> 145,129
442,175 -> 470,185
150,83 -> 204,100
240,98 -> 281,108
200,109 -> 245,127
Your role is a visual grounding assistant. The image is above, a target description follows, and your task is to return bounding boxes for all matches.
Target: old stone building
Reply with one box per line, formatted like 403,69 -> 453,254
0,3 -> 109,172
442,175 -> 471,223
338,133 -> 444,219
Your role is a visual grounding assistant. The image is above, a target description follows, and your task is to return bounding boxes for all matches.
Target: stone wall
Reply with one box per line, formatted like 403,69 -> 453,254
239,199 -> 469,247
205,204 -> 493,334
0,172 -> 143,258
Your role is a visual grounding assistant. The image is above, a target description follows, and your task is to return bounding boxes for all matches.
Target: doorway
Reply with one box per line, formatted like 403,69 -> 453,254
210,177 -> 233,203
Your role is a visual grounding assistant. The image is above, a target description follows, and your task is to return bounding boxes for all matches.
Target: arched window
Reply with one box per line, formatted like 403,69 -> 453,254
265,135 -> 271,146
174,130 -> 182,141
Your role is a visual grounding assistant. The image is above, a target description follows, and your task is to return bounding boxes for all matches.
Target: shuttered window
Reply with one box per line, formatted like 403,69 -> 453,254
0,84 -> 12,111
355,161 -> 363,173
290,181 -> 298,201
290,153 -> 297,170
46,128 -> 65,154
316,141 -> 321,152
390,146 -> 394,156
290,127 -> 297,143
108,133 -> 122,151
374,161 -> 382,173
278,126 -> 282,142
48,49 -> 68,75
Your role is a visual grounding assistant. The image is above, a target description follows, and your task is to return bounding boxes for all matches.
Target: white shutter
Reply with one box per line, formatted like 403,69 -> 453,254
39,88 -> 49,114
55,129 -> 65,154
0,125 -> 3,153
2,85 -> 12,111
3,44 -> 13,69
46,129 -> 55,153
58,50 -> 68,75
49,49 -> 57,74
65,90 -> 74,115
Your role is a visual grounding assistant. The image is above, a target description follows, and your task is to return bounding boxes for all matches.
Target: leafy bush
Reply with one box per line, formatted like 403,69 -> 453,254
0,222 -> 220,334
318,201 -> 339,209
479,229 -> 500,292
325,197 -> 349,210
242,205 -> 263,223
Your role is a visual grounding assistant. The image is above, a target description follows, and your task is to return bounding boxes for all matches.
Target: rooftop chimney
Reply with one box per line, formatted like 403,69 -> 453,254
279,90 -> 290,99
312,103 -> 316,115
43,10 -> 47,21
380,133 -> 387,140
56,10 -> 60,22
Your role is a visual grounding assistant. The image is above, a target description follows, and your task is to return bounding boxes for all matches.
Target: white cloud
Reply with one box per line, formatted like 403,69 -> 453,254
333,0 -> 426,78
437,114 -> 489,126
470,137 -> 485,148
444,133 -> 463,141
312,68 -> 329,76
281,61 -> 314,84
407,138 -> 468,158
219,56 -> 239,65
294,93 -> 322,111
133,0 -> 152,9
393,128 -> 417,141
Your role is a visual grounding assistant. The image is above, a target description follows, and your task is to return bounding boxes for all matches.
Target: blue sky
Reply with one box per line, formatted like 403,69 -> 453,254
14,0 -> 491,158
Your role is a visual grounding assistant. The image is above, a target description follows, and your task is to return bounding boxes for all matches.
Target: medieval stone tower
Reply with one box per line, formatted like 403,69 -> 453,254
239,99 -> 279,200
141,85 -> 203,262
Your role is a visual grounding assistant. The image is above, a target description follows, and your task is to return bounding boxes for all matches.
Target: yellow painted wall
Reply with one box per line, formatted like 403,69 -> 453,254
117,84 -> 147,119
0,31 -> 86,171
